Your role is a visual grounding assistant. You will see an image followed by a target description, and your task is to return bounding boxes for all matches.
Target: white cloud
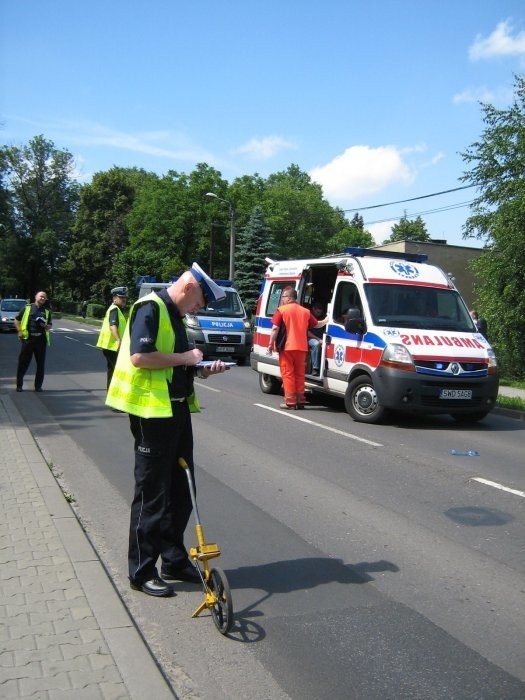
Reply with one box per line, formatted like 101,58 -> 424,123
309,145 -> 413,201
235,135 -> 297,160
469,19 -> 525,60
367,220 -> 397,245
10,116 -> 215,163
452,85 -> 514,105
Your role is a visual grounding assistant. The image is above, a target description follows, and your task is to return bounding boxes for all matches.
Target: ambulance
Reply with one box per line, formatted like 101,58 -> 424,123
250,248 -> 499,423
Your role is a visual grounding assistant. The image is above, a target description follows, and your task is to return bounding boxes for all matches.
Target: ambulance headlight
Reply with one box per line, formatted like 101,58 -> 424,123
185,314 -> 201,329
487,348 -> 498,372
381,343 -> 415,370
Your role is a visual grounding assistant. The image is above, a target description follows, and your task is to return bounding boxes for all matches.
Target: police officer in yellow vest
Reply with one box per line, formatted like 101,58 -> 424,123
14,291 -> 52,392
106,263 -> 228,597
96,286 -> 128,389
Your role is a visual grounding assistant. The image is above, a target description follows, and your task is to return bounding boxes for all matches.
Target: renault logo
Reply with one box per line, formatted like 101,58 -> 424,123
450,362 -> 460,375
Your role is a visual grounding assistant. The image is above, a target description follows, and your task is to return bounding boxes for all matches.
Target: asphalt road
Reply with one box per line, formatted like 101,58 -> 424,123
1,320 -> 524,699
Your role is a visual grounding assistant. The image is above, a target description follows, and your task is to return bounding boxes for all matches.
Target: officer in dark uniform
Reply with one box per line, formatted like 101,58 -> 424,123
14,291 -> 52,392
106,264 -> 228,597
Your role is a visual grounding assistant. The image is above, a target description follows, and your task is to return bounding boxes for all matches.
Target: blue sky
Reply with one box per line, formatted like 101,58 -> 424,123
1,1 -> 524,247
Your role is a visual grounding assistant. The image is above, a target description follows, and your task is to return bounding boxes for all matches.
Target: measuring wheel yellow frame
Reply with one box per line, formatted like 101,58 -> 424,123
178,458 -> 233,634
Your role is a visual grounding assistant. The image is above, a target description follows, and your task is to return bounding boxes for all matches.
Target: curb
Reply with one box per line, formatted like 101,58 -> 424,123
0,393 -> 176,700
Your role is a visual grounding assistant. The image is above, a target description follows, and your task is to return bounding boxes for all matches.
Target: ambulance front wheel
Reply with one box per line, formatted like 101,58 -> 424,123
345,376 -> 385,423
259,372 -> 281,395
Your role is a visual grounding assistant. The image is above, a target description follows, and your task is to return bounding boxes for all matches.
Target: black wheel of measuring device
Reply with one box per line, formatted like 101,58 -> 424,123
208,567 -> 233,634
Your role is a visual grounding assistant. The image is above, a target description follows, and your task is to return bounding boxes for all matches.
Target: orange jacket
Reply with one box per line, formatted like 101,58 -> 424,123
272,302 -> 317,351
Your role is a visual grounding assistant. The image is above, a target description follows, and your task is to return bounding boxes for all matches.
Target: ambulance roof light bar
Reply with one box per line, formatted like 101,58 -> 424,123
343,247 -> 428,264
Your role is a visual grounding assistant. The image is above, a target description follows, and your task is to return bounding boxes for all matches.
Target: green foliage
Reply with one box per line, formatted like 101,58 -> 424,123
260,164 -> 347,259
0,135 -> 79,297
61,167 -> 154,303
235,206 -> 274,313
461,74 -> 525,378
89,303 -> 106,319
383,214 -> 430,243
326,212 -> 375,252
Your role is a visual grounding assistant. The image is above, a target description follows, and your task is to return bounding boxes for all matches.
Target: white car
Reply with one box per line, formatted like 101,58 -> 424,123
0,298 -> 27,332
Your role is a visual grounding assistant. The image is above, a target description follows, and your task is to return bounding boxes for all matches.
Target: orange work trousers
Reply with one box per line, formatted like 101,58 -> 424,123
279,350 -> 307,407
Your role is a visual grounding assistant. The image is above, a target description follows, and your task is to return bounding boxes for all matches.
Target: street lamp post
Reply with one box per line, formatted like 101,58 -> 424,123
205,192 -> 236,281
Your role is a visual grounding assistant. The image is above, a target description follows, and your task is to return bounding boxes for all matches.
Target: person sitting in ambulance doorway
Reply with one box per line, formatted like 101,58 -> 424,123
307,300 -> 326,376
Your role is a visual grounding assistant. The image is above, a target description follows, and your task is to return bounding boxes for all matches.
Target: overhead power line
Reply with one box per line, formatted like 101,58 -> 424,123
364,200 -> 473,226
344,184 -> 475,213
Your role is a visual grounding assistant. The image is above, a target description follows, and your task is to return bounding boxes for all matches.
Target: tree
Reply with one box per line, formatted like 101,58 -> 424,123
60,167 -> 154,304
326,211 -> 375,252
0,135 -> 79,297
127,164 -> 229,279
460,74 -> 525,377
261,164 -> 350,259
235,206 -> 274,313
383,213 -> 430,243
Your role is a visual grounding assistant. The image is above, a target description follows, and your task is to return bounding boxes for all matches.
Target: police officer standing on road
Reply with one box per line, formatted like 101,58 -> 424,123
14,291 -> 52,392
106,263 -> 228,597
96,287 -> 128,389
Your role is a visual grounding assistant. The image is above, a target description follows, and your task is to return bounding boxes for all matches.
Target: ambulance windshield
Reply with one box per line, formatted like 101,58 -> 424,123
364,284 -> 476,332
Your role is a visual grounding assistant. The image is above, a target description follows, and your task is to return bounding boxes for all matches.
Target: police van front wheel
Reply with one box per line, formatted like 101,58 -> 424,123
259,372 -> 281,395
345,376 -> 385,423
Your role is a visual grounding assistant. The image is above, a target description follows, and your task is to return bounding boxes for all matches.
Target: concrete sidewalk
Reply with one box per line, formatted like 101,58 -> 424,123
0,393 -> 176,700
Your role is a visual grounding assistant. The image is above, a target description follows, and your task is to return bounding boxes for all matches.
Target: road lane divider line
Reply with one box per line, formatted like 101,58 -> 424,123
64,336 -> 80,342
471,477 -> 525,498
195,381 -> 221,393
255,404 -> 383,446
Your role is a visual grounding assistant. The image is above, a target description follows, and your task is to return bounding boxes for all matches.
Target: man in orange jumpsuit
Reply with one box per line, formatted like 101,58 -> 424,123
268,288 -> 327,409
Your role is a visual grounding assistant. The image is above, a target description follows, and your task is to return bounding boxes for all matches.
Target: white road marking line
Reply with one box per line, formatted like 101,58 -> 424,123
55,327 -> 97,333
64,335 -> 80,342
195,381 -> 221,392
471,477 -> 525,498
255,404 -> 383,446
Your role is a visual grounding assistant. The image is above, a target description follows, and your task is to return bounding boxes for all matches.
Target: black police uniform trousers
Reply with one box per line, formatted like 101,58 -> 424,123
16,334 -> 47,390
102,349 -> 118,389
128,400 -> 195,585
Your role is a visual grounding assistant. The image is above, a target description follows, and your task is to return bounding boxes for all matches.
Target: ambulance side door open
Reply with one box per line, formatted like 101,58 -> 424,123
325,279 -> 365,387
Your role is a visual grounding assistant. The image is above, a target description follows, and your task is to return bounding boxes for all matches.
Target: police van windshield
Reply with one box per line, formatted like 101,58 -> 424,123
364,284 -> 476,332
197,290 -> 245,317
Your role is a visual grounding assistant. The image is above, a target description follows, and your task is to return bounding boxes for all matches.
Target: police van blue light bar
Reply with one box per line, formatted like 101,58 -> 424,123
343,247 -> 428,263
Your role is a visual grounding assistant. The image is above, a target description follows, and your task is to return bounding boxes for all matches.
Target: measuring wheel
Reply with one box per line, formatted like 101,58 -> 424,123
208,567 -> 233,634
178,458 -> 234,635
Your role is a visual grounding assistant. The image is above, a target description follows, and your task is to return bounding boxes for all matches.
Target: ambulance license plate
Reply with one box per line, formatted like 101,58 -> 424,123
439,389 -> 472,399
216,346 -> 235,353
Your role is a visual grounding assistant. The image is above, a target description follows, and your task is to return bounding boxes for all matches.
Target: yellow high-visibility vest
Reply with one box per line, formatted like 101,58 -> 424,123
19,305 -> 51,345
105,292 -> 199,417
96,304 -> 127,351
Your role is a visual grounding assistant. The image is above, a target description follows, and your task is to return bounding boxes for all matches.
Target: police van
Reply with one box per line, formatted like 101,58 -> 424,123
250,248 -> 499,423
139,280 -> 253,365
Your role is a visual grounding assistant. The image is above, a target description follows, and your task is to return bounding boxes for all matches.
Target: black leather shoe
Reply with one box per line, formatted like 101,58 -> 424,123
130,577 -> 174,597
16,387 -> 22,392
161,563 -> 201,584
34,388 -> 43,392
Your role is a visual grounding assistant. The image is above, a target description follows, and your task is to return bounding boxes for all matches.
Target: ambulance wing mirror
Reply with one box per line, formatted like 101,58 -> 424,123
345,307 -> 366,335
